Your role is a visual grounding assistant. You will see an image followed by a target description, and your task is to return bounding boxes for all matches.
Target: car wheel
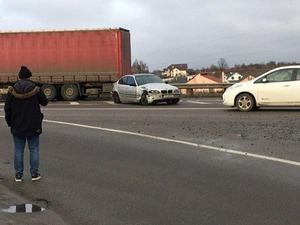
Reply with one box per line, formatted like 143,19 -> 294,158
140,92 -> 148,106
112,92 -> 121,104
166,99 -> 179,105
236,93 -> 255,112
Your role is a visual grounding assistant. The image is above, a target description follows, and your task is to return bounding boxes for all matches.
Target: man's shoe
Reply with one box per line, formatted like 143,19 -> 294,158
31,173 -> 41,181
15,174 -> 23,182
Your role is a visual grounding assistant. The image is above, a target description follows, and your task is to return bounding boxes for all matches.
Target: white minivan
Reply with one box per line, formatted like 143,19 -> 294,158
222,66 -> 300,111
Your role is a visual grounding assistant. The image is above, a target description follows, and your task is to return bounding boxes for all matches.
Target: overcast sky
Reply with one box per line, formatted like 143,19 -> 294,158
1,0 -> 300,71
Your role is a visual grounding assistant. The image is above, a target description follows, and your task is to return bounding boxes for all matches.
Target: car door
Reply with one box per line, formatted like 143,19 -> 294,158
124,76 -> 138,101
255,68 -> 294,105
117,76 -> 129,100
292,69 -> 300,104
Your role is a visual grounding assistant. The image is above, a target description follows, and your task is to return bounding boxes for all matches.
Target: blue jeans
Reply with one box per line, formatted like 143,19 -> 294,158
13,135 -> 40,176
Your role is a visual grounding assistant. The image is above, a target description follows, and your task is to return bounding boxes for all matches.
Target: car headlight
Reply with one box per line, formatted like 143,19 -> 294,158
173,89 -> 180,94
149,90 -> 160,94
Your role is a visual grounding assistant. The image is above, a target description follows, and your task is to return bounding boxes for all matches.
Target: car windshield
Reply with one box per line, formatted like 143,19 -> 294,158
135,75 -> 164,86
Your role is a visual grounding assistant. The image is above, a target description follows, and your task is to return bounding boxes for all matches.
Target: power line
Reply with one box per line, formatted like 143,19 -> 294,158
134,19 -> 300,58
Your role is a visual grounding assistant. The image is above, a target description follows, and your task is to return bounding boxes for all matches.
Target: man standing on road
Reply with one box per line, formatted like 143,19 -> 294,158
4,66 -> 48,182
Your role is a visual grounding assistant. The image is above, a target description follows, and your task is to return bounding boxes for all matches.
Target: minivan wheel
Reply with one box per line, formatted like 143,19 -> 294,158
236,93 -> 255,112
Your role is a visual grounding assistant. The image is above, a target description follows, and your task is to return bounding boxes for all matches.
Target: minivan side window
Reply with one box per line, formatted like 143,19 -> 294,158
296,69 -> 300,80
257,69 -> 293,83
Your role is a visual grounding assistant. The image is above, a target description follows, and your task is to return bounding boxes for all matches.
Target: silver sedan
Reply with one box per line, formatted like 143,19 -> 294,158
111,74 -> 180,105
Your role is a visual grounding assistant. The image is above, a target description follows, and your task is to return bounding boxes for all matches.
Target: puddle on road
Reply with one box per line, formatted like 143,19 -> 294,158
1,204 -> 45,213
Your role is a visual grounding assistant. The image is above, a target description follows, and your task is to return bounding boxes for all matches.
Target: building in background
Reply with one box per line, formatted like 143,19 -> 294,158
181,72 -> 223,94
225,72 -> 243,83
162,64 -> 188,78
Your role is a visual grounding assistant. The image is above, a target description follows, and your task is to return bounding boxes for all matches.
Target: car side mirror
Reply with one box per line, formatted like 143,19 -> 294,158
261,78 -> 268,83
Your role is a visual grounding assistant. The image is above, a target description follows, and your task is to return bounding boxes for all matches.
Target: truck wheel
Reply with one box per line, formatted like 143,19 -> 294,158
42,85 -> 57,101
61,84 -> 79,101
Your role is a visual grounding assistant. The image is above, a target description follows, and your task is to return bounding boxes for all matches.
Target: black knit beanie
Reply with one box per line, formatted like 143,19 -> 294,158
18,66 -> 32,79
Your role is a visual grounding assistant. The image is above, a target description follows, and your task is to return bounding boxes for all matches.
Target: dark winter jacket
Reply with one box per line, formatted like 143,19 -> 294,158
4,79 -> 48,137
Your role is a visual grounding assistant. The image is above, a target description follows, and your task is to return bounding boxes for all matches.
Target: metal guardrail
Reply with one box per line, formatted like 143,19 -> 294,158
172,83 -> 233,96
172,83 -> 233,89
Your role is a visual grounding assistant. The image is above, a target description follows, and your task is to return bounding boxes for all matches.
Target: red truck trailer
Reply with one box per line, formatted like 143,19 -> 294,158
0,28 -> 131,100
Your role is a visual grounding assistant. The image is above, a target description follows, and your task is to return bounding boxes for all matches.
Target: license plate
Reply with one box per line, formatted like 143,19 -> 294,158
162,94 -> 174,98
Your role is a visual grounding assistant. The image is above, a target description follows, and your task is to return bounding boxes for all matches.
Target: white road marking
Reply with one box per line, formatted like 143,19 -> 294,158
0,113 -> 297,166
186,101 -> 211,104
43,119 -> 300,167
42,107 -> 225,111
0,100 -> 214,106
106,100 -> 212,105
104,101 -> 115,105
69,102 -> 80,105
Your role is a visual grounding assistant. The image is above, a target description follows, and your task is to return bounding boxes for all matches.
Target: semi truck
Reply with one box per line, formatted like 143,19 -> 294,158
0,28 -> 131,100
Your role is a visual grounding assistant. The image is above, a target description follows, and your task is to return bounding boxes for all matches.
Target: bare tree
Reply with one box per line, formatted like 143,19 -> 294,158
132,59 -> 149,74
210,64 -> 218,70
217,58 -> 229,70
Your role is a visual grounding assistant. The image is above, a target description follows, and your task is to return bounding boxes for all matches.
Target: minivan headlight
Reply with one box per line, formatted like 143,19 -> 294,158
227,83 -> 243,91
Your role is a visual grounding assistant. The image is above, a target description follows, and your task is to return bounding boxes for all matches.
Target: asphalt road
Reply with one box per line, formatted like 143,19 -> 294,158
0,98 -> 299,225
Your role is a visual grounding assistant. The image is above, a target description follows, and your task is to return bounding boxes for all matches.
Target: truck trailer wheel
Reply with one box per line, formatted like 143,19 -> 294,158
61,84 -> 79,101
42,84 -> 57,101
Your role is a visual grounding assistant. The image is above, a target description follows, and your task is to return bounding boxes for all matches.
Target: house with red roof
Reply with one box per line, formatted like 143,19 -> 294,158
181,72 -> 223,94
